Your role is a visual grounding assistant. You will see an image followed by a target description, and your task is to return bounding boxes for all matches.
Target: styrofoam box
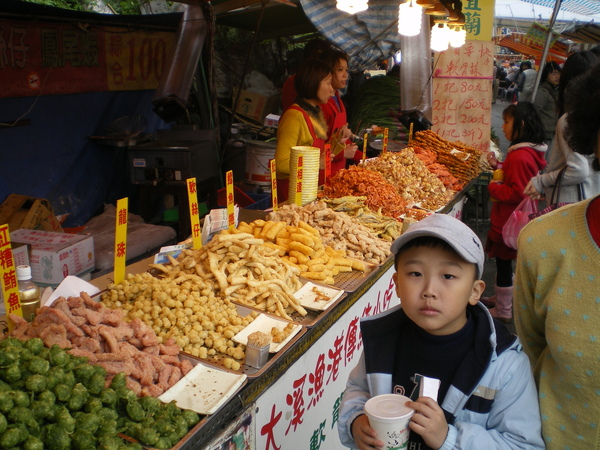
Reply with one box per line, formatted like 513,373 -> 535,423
10,229 -> 95,286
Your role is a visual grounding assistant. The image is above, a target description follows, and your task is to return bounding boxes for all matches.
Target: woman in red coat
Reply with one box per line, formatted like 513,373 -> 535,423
320,49 -> 360,176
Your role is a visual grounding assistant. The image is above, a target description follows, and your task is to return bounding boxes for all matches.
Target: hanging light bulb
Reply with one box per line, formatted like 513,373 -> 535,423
398,0 -> 423,37
431,23 -> 450,52
449,26 -> 467,48
337,0 -> 369,14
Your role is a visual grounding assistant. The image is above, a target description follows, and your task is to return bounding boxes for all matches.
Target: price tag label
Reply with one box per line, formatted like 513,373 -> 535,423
186,178 -> 202,249
324,143 -> 331,183
226,170 -> 235,231
270,159 -> 278,211
0,224 -> 22,331
362,133 -> 368,164
114,197 -> 128,285
383,128 -> 389,153
295,155 -> 304,207
409,122 -> 414,143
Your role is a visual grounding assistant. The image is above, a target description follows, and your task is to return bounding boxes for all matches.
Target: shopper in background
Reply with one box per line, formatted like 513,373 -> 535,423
338,214 -> 544,450
321,48 -> 360,176
517,61 -> 537,103
533,61 -> 561,160
275,58 -> 334,202
514,60 -> 600,449
524,51 -> 600,203
485,102 -> 547,322
281,38 -> 331,112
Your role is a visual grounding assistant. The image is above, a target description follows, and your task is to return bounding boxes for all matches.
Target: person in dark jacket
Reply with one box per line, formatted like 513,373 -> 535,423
533,61 -> 560,160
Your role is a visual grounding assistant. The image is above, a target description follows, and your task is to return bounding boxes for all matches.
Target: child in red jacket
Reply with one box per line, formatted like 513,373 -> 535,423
485,102 -> 547,322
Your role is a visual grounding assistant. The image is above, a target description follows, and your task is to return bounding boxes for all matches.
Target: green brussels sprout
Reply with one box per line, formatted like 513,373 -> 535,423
154,419 -> 175,436
67,383 -> 89,411
37,390 -> 56,405
99,388 -> 118,407
0,392 -> 14,413
0,427 -> 24,448
8,406 -> 34,424
73,364 -> 95,383
0,365 -> 21,383
153,436 -> 173,449
45,367 -> 64,389
97,418 -> 117,436
181,409 -> 200,428
84,397 -> 103,414
75,413 -> 100,435
123,442 -> 143,450
98,407 -> 119,423
38,347 -> 50,361
55,410 -> 75,434
43,423 -> 72,450
173,415 -> 189,439
125,400 -> 145,422
85,372 -> 106,395
62,371 -> 76,389
0,349 -> 19,368
28,357 -> 50,375
25,374 -> 47,393
137,427 -> 160,446
24,338 -> 44,356
31,400 -> 53,421
23,435 -> 44,450
97,435 -> 122,449
125,422 -> 143,440
53,383 -> 72,402
10,390 -> 30,408
109,373 -> 127,390
19,348 -> 34,362
0,380 -> 10,392
0,337 -> 23,349
0,413 -> 6,434
70,430 -> 96,450
92,364 -> 107,379
48,346 -> 69,367
138,396 -> 161,415
115,388 -> 136,403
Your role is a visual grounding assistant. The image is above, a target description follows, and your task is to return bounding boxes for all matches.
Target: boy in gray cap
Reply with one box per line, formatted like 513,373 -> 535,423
337,214 -> 543,450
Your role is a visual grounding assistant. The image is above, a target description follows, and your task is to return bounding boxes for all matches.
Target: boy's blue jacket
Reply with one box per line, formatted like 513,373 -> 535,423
338,302 -> 544,449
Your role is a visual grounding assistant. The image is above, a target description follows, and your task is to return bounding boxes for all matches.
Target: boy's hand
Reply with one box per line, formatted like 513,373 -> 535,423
406,397 -> 448,450
351,414 -> 385,449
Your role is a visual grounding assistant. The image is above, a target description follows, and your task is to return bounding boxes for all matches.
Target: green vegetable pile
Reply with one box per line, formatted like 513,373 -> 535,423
0,337 -> 200,449
348,75 -> 406,140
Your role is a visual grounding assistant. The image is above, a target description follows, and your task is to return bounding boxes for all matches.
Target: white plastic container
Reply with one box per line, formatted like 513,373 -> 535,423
364,394 -> 415,449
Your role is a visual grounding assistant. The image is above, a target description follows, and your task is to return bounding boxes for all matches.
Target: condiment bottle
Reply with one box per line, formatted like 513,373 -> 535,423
16,265 -> 41,322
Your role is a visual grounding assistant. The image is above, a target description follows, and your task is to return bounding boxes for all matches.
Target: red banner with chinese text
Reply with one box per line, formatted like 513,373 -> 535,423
0,19 -> 175,98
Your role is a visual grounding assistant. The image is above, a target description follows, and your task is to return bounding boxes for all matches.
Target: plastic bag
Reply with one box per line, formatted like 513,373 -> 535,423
502,197 -> 538,250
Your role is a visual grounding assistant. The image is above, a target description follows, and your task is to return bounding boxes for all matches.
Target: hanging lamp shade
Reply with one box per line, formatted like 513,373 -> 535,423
431,23 -> 450,52
416,0 -> 435,8
425,0 -> 448,16
337,0 -> 369,14
447,3 -> 460,21
398,0 -> 423,36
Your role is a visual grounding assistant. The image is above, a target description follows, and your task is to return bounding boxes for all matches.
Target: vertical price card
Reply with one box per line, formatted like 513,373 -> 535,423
226,171 -> 235,231
113,197 -> 128,285
382,128 -> 389,153
295,155 -> 304,207
270,159 -> 278,211
362,133 -> 368,164
0,224 -> 22,331
324,143 -> 331,183
186,178 -> 202,249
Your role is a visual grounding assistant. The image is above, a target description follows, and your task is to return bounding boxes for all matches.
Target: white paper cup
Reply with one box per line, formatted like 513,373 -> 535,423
364,394 -> 414,449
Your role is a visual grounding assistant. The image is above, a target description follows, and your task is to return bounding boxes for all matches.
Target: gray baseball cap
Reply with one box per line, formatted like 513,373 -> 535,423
390,214 -> 485,279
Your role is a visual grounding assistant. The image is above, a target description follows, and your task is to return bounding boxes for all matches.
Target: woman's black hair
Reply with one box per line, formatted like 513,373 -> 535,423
565,61 -> 600,171
557,50 -> 599,116
540,61 -> 561,84
294,58 -> 332,100
503,102 -> 546,145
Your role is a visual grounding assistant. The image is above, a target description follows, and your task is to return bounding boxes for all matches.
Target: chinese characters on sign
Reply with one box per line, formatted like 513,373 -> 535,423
0,224 -> 23,330
295,155 -> 304,207
186,178 -> 202,249
463,0 -> 493,41
432,41 -> 494,152
0,19 -> 175,98
113,198 -> 128,285
255,272 -> 398,450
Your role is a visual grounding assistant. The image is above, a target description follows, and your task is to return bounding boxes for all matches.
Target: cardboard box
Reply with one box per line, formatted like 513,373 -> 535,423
233,88 -> 281,123
0,194 -> 62,233
10,229 -> 95,286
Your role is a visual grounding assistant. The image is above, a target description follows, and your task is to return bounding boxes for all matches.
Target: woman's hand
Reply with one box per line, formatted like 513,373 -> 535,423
344,143 -> 359,159
524,179 -> 542,200
351,415 -> 385,450
337,124 -> 353,142
406,397 -> 448,450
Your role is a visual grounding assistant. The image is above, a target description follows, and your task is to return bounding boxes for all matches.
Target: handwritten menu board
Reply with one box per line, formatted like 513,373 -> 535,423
432,40 -> 494,152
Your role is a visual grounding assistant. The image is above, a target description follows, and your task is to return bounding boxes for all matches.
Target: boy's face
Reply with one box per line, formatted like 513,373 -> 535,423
393,245 -> 485,336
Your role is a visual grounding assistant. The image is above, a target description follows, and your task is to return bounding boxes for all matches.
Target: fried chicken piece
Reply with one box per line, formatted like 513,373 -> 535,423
141,384 -> 164,397
159,342 -> 180,356
7,314 -> 30,340
71,307 -> 103,326
126,377 -> 142,396
38,324 -> 71,348
180,358 -> 193,376
68,348 -> 97,362
168,366 -> 182,387
130,318 -> 158,347
70,336 -> 101,353
98,325 -> 120,353
134,353 -> 156,386
53,298 -> 87,327
81,291 -> 103,311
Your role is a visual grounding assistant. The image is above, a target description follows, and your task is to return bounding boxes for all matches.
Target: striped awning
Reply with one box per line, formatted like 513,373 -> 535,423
560,22 -> 600,43
496,32 -> 570,61
522,0 -> 600,16
299,0 -> 402,72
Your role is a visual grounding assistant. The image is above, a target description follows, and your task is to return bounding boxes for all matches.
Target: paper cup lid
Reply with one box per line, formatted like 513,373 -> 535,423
365,394 -> 414,422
